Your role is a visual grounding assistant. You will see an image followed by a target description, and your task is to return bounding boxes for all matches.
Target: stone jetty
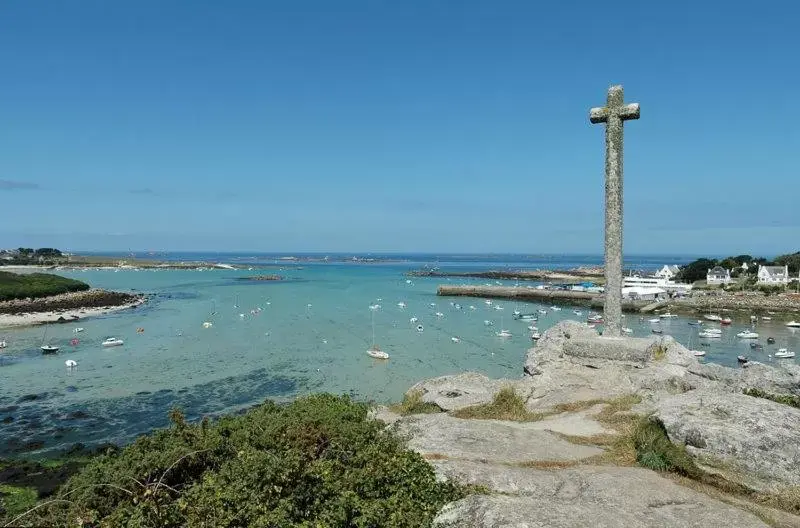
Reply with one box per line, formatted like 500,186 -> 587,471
437,284 -> 648,312
376,320 -> 800,527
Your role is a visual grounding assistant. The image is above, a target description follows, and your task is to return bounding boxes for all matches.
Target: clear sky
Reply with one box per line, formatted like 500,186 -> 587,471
1,1 -> 797,255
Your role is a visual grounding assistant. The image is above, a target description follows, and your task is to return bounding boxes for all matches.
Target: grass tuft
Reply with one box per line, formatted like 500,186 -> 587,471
743,388 -> 800,409
389,390 -> 442,416
518,460 -> 578,470
452,387 -> 542,422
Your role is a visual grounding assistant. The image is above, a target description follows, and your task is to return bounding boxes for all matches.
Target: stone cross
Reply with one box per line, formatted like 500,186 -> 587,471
589,85 -> 639,337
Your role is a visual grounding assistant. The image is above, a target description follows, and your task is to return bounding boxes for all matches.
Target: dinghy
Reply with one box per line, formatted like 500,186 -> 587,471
366,346 -> 389,360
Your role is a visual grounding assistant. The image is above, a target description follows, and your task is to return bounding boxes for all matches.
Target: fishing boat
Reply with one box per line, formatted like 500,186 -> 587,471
736,331 -> 759,339
102,337 -> 124,347
785,321 -> 800,328
704,314 -> 723,322
775,349 -> 795,359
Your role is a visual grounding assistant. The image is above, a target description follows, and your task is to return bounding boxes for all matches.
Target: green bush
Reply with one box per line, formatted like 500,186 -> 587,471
0,272 -> 90,301
743,388 -> 800,409
7,394 -> 464,528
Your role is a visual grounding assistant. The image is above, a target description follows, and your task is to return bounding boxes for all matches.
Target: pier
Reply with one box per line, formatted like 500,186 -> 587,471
437,284 -> 648,312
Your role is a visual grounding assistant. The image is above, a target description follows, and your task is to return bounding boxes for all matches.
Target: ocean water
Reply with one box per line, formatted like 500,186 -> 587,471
1,254 -> 798,456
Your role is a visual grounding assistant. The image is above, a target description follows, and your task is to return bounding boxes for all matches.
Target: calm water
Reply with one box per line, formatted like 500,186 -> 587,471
1,254 -> 798,456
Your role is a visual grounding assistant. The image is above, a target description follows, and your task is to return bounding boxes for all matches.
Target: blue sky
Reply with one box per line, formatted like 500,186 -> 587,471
1,1 -> 797,255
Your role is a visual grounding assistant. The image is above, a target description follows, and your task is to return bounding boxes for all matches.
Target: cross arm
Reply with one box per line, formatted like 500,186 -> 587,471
589,106 -> 608,124
619,103 -> 640,121
589,102 -> 640,123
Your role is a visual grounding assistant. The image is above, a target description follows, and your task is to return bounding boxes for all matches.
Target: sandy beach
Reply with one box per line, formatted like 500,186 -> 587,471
0,290 -> 146,328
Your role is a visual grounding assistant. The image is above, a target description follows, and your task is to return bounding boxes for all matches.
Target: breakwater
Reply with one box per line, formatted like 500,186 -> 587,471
411,269 -> 603,283
436,285 -> 647,312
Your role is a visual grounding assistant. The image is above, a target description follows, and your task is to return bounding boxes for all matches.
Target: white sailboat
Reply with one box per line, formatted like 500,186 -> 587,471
40,324 -> 59,354
496,315 -> 512,338
366,304 -> 389,359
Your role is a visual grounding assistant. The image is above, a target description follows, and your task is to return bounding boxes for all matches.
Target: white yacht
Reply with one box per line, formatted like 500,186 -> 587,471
785,321 -> 800,328
102,337 -> 124,347
736,331 -> 759,339
775,349 -> 795,359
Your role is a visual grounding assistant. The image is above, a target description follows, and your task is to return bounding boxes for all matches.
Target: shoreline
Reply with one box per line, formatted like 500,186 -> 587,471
0,289 -> 146,329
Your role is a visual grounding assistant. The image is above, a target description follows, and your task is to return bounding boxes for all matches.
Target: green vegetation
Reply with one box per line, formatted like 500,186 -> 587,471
774,252 -> 800,275
0,484 -> 38,519
389,390 -> 442,415
452,387 -> 542,421
5,394 -> 464,528
0,272 -> 90,302
743,388 -> 800,409
633,419 -> 700,477
0,248 -> 64,266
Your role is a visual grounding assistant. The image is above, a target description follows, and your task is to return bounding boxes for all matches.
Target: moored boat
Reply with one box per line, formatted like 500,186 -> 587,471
786,321 -> 800,328
102,337 -> 124,347
775,349 -> 795,359
704,314 -> 723,322
736,331 -> 759,339
41,345 -> 60,354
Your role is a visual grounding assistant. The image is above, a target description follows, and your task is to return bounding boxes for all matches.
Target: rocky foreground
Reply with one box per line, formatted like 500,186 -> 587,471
376,321 -> 800,527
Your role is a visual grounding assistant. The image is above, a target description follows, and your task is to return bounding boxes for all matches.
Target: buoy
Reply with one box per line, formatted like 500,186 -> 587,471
70,338 -> 79,346
65,359 -> 77,368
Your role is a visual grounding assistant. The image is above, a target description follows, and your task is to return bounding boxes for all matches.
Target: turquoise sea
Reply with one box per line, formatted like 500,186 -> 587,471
1,254 -> 798,456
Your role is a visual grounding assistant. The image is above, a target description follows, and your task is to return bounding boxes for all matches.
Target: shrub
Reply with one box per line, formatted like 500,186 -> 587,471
743,388 -> 800,409
0,272 -> 90,302
7,394 -> 464,528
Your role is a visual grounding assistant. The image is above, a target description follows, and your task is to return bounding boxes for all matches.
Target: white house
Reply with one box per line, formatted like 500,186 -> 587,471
654,265 -> 680,280
706,266 -> 732,285
757,265 -> 790,285
622,286 -> 667,301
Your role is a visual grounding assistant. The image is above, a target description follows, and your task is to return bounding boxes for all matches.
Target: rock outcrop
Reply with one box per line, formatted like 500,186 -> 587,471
432,465 -> 770,528
394,320 -> 800,527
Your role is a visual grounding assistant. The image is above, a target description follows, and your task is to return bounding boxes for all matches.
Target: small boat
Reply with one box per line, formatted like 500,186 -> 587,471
483,320 -> 493,326
704,314 -> 723,322
454,304 -> 461,310
494,305 -> 504,311
648,318 -> 661,323
767,337 -> 775,344
512,310 -> 521,317
693,350 -> 706,357
698,331 -> 721,338
737,355 -> 749,363
202,321 -> 213,328
496,329 -> 512,338
65,359 -> 77,368
527,325 -> 538,331
688,320 -> 703,326
367,346 -> 389,360
762,316 -> 772,321
530,332 -> 541,340
405,279 -> 412,284
749,342 -> 763,349
660,313 -> 678,319
484,300 -> 493,305
720,318 -> 732,325
0,340 -> 6,349
102,337 -> 124,347
652,328 -> 663,334
397,302 -> 406,308
73,327 -> 84,333
704,328 -> 722,334
41,345 -> 60,354
775,349 -> 795,359
469,305 -> 476,310
409,317 -> 418,324
537,309 -> 548,315
451,337 -> 460,343
786,321 -> 800,328
551,306 -> 562,311
435,312 -> 444,318
519,314 -> 537,322
622,327 -> 633,334
416,325 -> 424,333
736,331 -> 759,339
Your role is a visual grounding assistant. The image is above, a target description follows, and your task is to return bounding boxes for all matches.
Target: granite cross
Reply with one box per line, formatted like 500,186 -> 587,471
589,85 -> 639,337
